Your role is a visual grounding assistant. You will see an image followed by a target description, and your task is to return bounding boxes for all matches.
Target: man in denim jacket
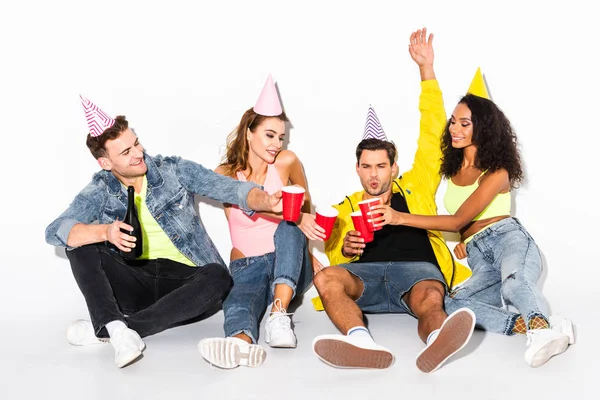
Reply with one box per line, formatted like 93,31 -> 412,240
45,107 -> 283,368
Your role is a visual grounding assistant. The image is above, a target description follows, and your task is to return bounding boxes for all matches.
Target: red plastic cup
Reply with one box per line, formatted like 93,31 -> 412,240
315,206 -> 339,241
358,197 -> 382,231
282,186 -> 305,222
350,211 -> 374,243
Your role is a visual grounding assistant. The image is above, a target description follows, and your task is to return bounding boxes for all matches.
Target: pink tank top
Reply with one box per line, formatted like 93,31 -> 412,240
228,163 -> 284,257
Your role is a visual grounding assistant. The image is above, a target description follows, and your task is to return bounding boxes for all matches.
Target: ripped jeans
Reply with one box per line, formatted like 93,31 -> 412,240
445,218 -> 550,335
222,221 -> 313,343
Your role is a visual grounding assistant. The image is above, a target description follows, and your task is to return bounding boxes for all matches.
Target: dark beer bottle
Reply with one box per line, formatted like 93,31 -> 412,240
120,185 -> 143,259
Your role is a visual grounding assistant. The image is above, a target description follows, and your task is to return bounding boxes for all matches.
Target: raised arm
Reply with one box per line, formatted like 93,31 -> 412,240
401,28 -> 446,196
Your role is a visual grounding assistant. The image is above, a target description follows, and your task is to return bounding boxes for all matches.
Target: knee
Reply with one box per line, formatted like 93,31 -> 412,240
275,220 -> 304,243
66,244 -> 104,272
204,263 -> 233,295
407,281 -> 445,314
501,270 -> 530,291
313,267 -> 346,297
66,244 -> 99,261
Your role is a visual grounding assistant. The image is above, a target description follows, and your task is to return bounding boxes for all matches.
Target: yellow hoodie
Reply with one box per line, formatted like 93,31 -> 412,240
324,80 -> 472,289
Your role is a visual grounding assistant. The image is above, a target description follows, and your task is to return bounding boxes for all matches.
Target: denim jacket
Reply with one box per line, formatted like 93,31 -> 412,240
45,153 -> 259,267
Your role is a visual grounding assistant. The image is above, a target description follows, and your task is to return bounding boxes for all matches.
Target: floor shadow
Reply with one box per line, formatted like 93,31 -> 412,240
54,246 -> 68,260
443,329 -> 487,367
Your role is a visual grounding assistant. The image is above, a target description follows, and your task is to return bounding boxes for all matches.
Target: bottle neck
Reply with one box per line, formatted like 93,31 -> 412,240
127,186 -> 135,209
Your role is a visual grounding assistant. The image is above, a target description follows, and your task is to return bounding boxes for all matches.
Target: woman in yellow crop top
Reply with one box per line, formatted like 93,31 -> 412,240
369,94 -> 574,367
199,75 -> 325,369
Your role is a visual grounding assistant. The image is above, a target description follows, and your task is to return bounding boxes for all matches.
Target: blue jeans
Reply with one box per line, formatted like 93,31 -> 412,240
445,218 -> 549,335
222,221 -> 313,343
340,261 -> 446,316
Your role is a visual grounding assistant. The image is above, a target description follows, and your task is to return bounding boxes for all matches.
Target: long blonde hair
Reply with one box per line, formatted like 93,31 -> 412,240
220,107 -> 288,178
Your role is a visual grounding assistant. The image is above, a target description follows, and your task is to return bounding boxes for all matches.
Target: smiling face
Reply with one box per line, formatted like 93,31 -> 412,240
247,117 -> 286,164
98,128 -> 147,181
449,102 -> 474,148
356,149 -> 397,197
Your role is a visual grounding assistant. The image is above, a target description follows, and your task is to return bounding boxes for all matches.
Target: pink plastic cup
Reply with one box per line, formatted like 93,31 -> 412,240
282,186 -> 305,222
350,211 -> 374,243
315,206 -> 339,241
358,197 -> 382,231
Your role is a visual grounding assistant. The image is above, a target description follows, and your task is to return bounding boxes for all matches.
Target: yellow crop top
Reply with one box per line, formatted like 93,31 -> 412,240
444,175 -> 511,242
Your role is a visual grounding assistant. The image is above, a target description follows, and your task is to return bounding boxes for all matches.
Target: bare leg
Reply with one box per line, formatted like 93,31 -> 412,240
232,333 -> 253,344
272,284 -> 293,312
311,266 -> 394,369
313,266 -> 365,333
403,280 -> 447,343
405,280 -> 476,373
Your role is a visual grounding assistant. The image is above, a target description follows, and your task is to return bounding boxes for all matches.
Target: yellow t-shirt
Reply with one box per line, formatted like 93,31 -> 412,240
134,176 -> 195,266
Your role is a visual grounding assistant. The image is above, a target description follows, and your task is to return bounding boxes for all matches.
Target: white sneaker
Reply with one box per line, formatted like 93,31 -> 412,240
549,315 -> 576,345
265,312 -> 297,348
312,334 -> 394,369
416,307 -> 476,373
524,328 -> 569,367
198,337 -> 266,369
110,327 -> 145,368
66,320 -> 109,346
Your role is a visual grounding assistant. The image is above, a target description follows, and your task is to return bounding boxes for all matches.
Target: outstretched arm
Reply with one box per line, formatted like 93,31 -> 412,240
370,170 -> 511,232
178,158 -> 282,214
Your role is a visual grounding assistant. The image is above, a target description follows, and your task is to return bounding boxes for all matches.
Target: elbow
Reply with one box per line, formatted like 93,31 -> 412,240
44,223 -> 58,246
451,219 -> 469,232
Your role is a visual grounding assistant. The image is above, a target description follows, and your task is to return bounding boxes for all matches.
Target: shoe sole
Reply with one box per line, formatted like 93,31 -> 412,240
199,338 -> 266,369
69,337 -> 110,346
529,336 -> 569,368
267,340 -> 297,348
416,309 -> 475,373
313,339 -> 394,369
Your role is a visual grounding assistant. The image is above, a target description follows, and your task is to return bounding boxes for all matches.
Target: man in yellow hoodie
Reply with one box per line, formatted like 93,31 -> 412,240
312,28 -> 475,373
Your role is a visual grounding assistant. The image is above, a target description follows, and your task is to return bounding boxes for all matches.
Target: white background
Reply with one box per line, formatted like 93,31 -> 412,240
0,1 -> 597,398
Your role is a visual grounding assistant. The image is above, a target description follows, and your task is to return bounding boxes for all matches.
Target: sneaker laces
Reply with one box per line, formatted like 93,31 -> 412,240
270,299 -> 293,329
271,299 -> 293,316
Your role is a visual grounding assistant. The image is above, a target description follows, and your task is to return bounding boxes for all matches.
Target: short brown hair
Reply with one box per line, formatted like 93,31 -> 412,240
85,115 -> 129,159
355,138 -> 397,165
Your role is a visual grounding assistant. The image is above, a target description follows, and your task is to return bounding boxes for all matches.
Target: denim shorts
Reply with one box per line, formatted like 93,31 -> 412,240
340,261 -> 446,316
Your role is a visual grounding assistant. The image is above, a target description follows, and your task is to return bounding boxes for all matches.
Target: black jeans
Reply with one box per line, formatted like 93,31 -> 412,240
66,244 -> 232,338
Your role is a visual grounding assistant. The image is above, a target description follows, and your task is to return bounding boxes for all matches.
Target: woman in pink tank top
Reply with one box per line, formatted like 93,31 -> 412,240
199,75 -> 326,369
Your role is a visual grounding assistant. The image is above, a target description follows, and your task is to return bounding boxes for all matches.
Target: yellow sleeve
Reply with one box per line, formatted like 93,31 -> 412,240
324,200 -> 358,266
401,79 -> 446,196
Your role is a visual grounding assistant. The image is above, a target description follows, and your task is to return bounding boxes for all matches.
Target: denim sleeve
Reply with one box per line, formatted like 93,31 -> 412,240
175,158 -> 261,215
45,182 -> 103,250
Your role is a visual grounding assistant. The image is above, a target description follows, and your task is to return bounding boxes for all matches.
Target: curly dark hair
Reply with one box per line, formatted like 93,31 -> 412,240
440,94 -> 524,188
